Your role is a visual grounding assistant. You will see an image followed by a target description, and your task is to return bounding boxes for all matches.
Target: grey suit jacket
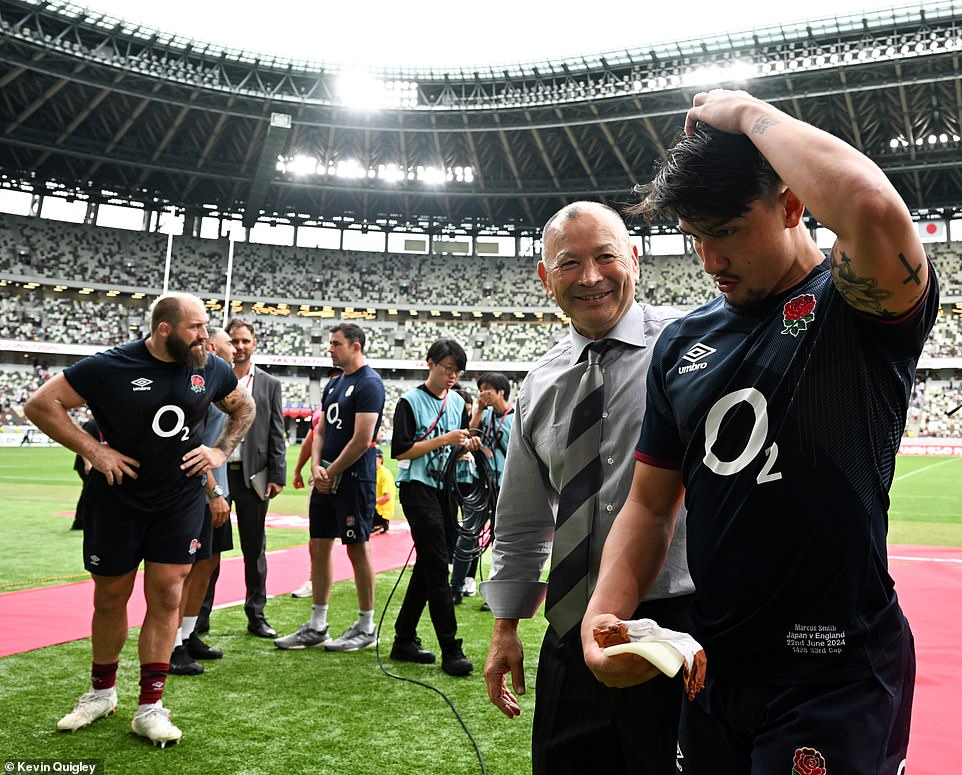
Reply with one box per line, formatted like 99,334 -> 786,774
239,365 -> 287,488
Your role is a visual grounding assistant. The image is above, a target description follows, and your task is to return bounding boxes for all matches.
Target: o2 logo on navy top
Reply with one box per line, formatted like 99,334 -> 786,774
152,405 -> 191,441
703,387 -> 782,485
327,401 -> 343,430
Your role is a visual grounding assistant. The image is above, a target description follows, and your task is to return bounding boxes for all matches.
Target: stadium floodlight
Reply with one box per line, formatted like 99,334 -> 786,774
681,60 -> 756,88
377,164 -> 405,183
288,155 -> 319,177
335,70 -> 418,111
335,159 -> 366,179
336,70 -> 384,111
417,166 -> 446,186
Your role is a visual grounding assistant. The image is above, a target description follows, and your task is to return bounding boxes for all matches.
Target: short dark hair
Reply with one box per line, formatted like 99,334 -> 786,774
426,338 -> 467,371
226,317 -> 255,339
453,385 -> 473,407
476,372 -> 511,401
629,124 -> 782,226
330,322 -> 366,352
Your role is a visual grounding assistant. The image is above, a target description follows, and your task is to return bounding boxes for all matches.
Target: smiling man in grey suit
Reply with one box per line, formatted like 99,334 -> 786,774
215,317 -> 287,638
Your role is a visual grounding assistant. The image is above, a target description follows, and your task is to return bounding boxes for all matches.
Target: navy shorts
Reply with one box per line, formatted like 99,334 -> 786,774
82,477 -> 206,575
210,516 -> 234,554
677,625 -> 916,775
194,505 -> 235,559
308,474 -> 374,544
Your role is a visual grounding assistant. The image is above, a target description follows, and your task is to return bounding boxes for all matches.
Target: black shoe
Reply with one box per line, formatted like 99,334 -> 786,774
247,619 -> 277,638
441,638 -> 473,677
169,645 -> 204,676
479,601 -> 491,612
390,637 -> 436,664
451,587 -> 463,605
186,631 -> 223,660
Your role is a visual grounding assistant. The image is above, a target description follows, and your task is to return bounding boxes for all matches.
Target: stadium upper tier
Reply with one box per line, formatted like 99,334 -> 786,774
0,214 -> 719,310
1,215 -> 961,368
2,0 -> 962,230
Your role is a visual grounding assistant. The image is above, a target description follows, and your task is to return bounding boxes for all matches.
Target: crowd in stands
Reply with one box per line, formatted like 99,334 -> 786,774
0,213 -> 814,307
2,213 -> 962,438
922,310 -> 962,359
0,364 -> 45,425
7,213 -> 962,304
906,379 -> 962,438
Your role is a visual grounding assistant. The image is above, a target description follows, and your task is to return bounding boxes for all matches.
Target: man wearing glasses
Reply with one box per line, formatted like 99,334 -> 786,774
390,338 -> 481,676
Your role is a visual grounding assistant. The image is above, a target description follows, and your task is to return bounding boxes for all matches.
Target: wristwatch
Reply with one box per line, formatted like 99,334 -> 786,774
207,485 -> 225,501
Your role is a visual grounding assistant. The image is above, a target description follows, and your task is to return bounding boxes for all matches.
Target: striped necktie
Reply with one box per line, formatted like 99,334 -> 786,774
545,340 -> 610,637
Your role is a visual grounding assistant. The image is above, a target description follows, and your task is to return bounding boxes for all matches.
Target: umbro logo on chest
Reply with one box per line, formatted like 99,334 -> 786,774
678,342 -> 716,374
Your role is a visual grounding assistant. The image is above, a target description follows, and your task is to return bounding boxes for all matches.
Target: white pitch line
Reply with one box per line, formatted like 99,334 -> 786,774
893,456 -> 960,482
890,555 -> 962,564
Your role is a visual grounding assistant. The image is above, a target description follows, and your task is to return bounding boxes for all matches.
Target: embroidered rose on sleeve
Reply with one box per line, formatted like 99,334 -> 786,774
792,746 -> 827,775
782,293 -> 817,337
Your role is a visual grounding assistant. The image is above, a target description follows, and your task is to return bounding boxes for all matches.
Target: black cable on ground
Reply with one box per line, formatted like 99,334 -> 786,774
374,541 -> 488,775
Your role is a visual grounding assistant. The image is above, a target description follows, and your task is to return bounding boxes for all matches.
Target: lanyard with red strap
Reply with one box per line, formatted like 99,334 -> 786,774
414,390 -> 449,442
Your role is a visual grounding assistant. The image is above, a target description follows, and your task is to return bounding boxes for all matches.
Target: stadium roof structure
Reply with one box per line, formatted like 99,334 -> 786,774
2,0 -> 962,237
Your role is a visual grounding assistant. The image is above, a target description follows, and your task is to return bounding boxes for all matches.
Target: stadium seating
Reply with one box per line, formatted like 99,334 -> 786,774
1,214 -> 960,435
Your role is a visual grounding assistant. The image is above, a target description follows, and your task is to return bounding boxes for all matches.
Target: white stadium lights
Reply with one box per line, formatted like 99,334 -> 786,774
335,71 -> 419,111
680,59 -> 756,88
378,163 -> 404,183
276,155 -> 474,187
288,155 -> 319,177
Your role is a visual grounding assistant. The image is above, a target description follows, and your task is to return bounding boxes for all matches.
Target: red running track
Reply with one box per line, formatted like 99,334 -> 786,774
0,541 -> 958,774
0,522 -> 414,658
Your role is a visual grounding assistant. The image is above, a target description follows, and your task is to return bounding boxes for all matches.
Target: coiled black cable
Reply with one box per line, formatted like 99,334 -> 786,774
440,445 -> 500,561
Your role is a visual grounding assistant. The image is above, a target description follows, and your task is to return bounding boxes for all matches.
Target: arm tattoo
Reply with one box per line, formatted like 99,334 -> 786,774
898,252 -> 923,286
751,116 -> 779,135
214,388 -> 256,456
829,246 -> 897,319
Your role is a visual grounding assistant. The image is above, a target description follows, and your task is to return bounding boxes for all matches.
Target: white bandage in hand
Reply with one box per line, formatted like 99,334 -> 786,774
623,618 -> 703,672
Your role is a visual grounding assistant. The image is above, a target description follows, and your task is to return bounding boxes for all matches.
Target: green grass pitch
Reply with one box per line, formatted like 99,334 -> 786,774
0,445 -> 958,773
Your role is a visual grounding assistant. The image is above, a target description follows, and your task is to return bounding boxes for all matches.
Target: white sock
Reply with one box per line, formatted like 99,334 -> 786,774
91,686 -> 115,697
137,701 -> 162,714
358,610 -> 374,632
173,627 -> 183,648
182,616 -> 198,640
310,604 -> 328,630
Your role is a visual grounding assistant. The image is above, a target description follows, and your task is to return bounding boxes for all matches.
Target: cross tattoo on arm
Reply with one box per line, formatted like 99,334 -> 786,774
899,252 -> 923,286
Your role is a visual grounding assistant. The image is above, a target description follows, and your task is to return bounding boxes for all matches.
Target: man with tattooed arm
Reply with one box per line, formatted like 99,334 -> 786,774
582,90 -> 938,774
25,291 -> 255,748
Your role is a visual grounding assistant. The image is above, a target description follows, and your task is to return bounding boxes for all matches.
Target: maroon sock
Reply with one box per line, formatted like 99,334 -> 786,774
138,662 -> 169,706
91,661 -> 118,691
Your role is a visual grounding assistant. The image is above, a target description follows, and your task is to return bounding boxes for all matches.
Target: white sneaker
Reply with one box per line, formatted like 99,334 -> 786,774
462,577 -> 477,596
291,580 -> 313,598
131,703 -> 182,748
274,623 -> 330,650
324,622 -> 378,652
57,688 -> 117,732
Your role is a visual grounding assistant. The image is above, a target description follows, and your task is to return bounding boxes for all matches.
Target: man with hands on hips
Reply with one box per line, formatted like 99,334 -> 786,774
25,292 -> 255,747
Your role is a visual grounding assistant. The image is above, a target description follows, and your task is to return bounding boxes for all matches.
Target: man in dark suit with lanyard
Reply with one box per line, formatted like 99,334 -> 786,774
203,317 -> 287,638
